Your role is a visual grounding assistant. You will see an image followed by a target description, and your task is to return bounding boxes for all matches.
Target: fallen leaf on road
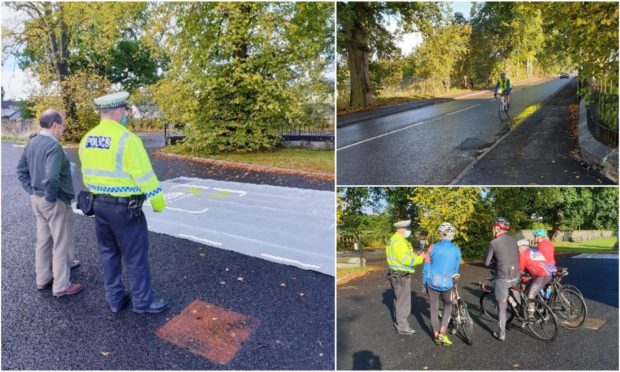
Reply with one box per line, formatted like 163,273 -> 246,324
280,283 -> 286,288
219,281 -> 226,285
101,351 -> 111,357
237,277 -> 244,282
512,363 -> 520,368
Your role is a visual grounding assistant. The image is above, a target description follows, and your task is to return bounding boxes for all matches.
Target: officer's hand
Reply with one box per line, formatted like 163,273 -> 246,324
150,193 -> 166,213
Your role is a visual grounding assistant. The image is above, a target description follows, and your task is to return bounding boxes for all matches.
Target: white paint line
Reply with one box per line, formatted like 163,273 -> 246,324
166,206 -> 210,214
213,187 -> 247,197
12,144 -> 25,148
446,104 -> 480,116
171,184 -> 210,190
337,121 -> 426,151
178,233 -> 223,247
572,253 -> 618,259
260,253 -> 321,270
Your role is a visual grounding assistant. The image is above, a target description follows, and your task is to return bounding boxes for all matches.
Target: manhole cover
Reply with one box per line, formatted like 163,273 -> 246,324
584,318 -> 606,330
156,300 -> 258,365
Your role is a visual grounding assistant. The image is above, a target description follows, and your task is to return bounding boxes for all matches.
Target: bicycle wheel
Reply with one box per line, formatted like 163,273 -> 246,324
480,292 -> 515,324
551,288 -> 587,328
560,283 -> 584,298
526,298 -> 559,342
458,299 -> 474,345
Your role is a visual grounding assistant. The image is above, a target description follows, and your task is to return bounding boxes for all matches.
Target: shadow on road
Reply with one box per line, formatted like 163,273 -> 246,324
352,350 -> 383,370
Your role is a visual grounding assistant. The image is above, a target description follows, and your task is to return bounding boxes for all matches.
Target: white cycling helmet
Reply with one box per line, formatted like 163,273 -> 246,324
438,222 -> 456,240
517,239 -> 529,247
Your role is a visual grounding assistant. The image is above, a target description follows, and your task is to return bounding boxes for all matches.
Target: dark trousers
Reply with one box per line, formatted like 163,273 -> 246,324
94,199 -> 153,309
389,274 -> 412,331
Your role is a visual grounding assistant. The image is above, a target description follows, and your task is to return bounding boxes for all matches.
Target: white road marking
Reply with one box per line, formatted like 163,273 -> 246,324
260,253 -> 321,270
572,253 -> 618,259
178,233 -> 223,247
446,104 -> 480,116
12,144 -> 25,148
171,184 -> 210,190
213,187 -> 247,197
166,206 -> 210,214
337,121 -> 427,151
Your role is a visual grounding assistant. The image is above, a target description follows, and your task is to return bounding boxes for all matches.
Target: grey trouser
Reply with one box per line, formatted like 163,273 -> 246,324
428,286 -> 452,334
389,274 -> 412,331
527,276 -> 551,300
31,196 -> 73,293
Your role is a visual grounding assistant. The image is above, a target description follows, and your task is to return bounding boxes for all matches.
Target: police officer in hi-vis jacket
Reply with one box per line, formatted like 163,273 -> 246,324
79,92 -> 168,314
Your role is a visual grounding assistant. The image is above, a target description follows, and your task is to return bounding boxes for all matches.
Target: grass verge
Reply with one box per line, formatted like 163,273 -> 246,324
1,136 -> 27,142
161,146 -> 334,174
555,237 -> 618,254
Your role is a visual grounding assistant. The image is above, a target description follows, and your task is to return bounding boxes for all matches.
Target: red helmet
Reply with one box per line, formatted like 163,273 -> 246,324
493,217 -> 510,230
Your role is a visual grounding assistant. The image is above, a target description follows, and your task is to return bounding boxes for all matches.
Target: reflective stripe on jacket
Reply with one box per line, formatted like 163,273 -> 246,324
79,119 -> 164,205
386,232 -> 423,273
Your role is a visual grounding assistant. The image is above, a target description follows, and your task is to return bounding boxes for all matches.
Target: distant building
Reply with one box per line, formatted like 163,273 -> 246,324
1,99 -> 23,120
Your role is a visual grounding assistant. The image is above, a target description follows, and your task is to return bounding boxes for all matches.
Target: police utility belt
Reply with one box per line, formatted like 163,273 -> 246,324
388,269 -> 412,278
77,190 -> 145,217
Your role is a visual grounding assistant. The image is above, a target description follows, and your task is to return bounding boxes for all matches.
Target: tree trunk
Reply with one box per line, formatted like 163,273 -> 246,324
345,4 -> 373,108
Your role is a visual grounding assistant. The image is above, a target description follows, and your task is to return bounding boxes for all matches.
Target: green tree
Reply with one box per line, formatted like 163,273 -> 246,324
153,2 -> 333,153
4,2 -> 164,141
410,187 -> 480,244
337,2 -> 441,107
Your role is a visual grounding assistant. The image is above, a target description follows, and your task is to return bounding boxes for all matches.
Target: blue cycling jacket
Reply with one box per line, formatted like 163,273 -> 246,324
423,240 -> 462,291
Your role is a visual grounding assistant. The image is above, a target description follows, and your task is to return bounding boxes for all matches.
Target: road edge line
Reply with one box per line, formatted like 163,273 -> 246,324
450,78 -> 573,185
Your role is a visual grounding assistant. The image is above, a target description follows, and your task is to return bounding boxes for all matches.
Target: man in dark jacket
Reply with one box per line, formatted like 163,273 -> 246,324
485,217 -> 519,342
16,110 -> 83,297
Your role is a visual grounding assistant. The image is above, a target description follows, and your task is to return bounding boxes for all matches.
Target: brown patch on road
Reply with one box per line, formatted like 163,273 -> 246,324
156,300 -> 258,365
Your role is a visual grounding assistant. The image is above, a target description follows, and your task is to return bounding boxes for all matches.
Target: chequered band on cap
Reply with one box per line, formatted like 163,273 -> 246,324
94,92 -> 130,109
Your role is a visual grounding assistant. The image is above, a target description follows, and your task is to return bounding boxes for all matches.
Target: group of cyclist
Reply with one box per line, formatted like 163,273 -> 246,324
486,217 -> 557,342
385,216 -> 556,346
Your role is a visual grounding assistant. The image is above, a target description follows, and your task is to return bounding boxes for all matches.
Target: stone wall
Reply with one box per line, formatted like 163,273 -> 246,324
516,229 -> 615,242
1,119 -> 37,139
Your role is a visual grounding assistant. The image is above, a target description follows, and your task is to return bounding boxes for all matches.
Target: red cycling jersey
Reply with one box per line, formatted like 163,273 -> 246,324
519,248 -> 556,277
537,239 -> 556,265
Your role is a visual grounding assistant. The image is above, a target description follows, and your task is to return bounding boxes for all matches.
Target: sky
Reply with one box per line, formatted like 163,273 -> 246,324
1,1 -> 473,100
394,1 -> 473,55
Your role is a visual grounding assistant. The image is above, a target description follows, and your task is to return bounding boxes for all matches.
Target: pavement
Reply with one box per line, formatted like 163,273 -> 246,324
336,76 -> 609,185
453,79 -> 613,185
337,254 -> 618,370
1,137 -> 334,370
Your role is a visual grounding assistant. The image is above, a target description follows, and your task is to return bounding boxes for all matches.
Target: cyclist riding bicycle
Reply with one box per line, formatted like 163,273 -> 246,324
423,222 -> 462,346
485,217 -> 519,342
517,239 -> 557,319
494,72 -> 512,105
533,229 -> 556,265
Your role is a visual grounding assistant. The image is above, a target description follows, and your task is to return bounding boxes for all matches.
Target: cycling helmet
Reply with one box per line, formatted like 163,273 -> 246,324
438,222 -> 456,240
532,229 -> 547,237
493,217 -> 510,230
500,72 -> 506,79
517,239 -> 529,247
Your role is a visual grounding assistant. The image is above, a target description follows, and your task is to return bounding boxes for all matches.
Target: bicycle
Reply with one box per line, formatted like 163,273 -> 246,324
448,273 -> 474,345
541,267 -> 587,329
495,90 -> 510,121
479,272 -> 559,342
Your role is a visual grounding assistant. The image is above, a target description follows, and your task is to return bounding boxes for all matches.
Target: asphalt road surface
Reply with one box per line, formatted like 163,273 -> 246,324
337,254 -> 618,370
2,139 -> 334,370
337,77 -> 580,185
453,80 -> 612,185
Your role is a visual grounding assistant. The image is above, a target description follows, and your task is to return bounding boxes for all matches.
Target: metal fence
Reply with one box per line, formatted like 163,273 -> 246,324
587,92 -> 619,148
281,118 -> 334,141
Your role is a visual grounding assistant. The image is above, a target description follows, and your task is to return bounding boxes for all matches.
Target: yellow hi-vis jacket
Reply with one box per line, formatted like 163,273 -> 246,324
79,119 -> 166,212
386,232 -> 424,273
